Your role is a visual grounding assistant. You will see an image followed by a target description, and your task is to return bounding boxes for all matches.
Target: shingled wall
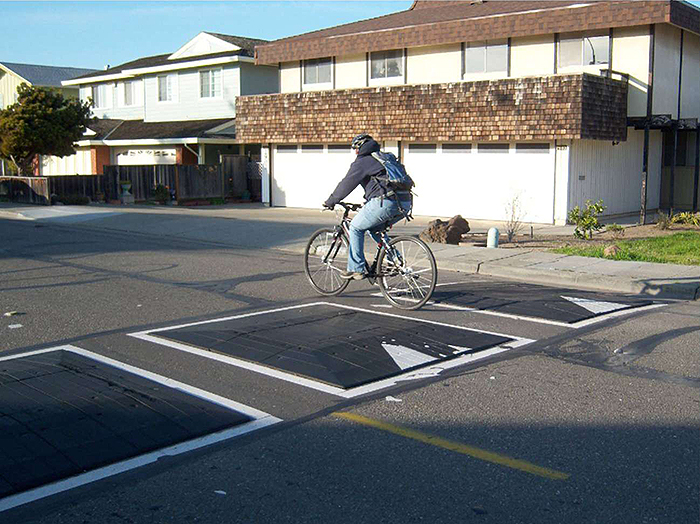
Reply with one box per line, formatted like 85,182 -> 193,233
235,73 -> 628,144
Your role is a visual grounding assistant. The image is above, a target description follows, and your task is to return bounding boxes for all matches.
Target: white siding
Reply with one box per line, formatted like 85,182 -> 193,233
681,31 -> 700,119
83,80 -> 145,120
335,54 -> 366,90
144,65 -> 239,122
653,24 -> 682,119
40,148 -> 92,176
510,35 -> 554,77
407,44 -> 461,85
612,26 -> 651,118
568,130 -> 663,216
280,61 -> 301,93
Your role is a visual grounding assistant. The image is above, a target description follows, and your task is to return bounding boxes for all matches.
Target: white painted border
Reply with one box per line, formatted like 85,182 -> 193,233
415,283 -> 667,328
129,302 -> 534,399
0,345 -> 281,513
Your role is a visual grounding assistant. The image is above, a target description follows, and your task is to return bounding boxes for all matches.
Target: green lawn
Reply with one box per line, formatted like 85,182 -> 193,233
551,231 -> 700,265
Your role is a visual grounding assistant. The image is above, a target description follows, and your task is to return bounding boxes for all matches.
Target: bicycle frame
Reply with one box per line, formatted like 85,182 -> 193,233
326,203 -> 398,281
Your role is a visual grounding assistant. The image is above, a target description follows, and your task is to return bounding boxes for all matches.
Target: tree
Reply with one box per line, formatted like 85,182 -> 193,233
0,83 -> 92,175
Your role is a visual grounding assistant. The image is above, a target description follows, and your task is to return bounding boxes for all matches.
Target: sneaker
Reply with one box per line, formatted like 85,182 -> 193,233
340,271 -> 366,280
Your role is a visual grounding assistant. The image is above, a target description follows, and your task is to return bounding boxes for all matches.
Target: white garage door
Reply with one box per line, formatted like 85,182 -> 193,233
404,142 -> 556,223
271,145 -> 364,208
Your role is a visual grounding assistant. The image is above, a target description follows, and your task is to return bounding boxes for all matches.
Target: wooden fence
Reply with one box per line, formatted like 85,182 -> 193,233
2,159 -> 258,205
48,175 -> 107,201
0,176 -> 50,205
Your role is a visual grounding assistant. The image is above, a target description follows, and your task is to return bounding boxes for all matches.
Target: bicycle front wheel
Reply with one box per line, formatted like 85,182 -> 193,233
377,236 -> 437,310
304,228 -> 351,296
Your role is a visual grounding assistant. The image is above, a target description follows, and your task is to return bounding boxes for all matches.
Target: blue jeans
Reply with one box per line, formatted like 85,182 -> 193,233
347,196 -> 412,272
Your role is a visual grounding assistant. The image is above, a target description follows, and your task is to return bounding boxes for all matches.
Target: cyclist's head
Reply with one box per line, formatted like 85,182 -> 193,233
351,133 -> 372,152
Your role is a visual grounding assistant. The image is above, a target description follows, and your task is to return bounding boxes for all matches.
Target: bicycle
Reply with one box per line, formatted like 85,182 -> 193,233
303,202 -> 437,310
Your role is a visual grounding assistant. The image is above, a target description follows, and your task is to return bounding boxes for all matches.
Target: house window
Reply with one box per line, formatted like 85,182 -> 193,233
91,84 -> 108,108
478,143 -> 510,153
328,144 -> 351,153
516,143 -> 550,153
124,81 -> 134,106
276,145 -> 298,153
200,68 -> 222,98
370,50 -> 403,79
408,144 -> 437,153
559,32 -> 609,68
303,58 -> 332,85
301,145 -> 324,152
442,144 -> 472,153
158,74 -> 175,102
465,40 -> 508,74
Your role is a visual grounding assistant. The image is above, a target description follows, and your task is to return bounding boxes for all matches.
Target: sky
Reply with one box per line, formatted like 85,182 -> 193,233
0,1 -> 414,70
1,1 -> 699,71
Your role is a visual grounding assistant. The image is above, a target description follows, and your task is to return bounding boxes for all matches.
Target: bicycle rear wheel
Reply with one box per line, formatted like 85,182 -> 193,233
377,236 -> 437,310
304,228 -> 351,296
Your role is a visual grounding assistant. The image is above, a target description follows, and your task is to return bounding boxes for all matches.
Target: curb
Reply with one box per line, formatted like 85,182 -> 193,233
435,259 -> 700,301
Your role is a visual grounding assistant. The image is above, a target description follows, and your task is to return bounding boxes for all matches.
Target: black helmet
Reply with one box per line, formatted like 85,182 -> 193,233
351,133 -> 372,151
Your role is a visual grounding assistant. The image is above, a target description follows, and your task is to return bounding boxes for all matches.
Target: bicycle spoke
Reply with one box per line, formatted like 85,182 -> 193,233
377,236 -> 436,310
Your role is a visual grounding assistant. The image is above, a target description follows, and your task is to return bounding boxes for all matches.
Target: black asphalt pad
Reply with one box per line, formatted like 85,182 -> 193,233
0,350 -> 251,500
155,305 -> 513,389
431,282 -> 652,323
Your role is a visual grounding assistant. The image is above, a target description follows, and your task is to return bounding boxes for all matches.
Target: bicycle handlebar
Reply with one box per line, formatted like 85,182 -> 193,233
337,202 -> 362,211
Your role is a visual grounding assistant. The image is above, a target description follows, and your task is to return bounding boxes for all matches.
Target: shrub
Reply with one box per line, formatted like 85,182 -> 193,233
54,194 -> 90,205
567,200 -> 606,240
606,223 -> 625,239
656,212 -> 671,230
154,184 -> 170,204
671,211 -> 700,227
503,195 -> 524,243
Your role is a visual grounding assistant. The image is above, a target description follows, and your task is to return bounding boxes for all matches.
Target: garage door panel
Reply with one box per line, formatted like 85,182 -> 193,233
405,144 -> 555,223
272,148 -> 363,208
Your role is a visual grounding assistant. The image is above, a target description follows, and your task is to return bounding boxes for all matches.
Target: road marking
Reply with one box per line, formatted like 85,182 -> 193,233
561,295 -> 630,315
0,345 -> 281,513
131,302 -> 533,398
419,283 -> 667,328
333,412 -> 570,481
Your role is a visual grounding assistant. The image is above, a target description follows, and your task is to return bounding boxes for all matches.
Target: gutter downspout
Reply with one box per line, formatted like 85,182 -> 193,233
183,143 -> 201,164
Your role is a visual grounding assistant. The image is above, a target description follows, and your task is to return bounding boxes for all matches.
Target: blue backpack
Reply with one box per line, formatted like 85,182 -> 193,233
371,151 -> 415,193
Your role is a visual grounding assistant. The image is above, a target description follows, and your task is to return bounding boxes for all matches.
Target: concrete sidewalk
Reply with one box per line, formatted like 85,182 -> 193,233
2,202 -> 699,300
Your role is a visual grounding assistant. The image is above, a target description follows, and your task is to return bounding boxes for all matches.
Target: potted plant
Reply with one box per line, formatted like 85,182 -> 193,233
118,179 -> 132,195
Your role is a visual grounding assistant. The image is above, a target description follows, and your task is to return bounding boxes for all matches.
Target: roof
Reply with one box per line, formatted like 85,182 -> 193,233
73,33 -> 268,82
83,118 -> 235,141
255,0 -> 700,64
204,33 -> 269,52
0,62 -> 97,86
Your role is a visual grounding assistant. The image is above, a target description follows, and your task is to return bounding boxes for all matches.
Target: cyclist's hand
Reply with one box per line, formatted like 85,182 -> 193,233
322,203 -> 334,211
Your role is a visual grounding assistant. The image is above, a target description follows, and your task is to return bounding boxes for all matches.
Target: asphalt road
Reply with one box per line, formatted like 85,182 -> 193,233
1,217 -> 698,524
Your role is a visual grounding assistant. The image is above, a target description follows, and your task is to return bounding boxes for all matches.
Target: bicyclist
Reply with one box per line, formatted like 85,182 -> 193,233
323,133 -> 413,280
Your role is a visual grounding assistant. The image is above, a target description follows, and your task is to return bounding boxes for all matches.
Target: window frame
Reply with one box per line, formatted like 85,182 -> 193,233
464,39 -> 509,79
123,80 -> 134,107
557,31 -> 610,71
369,49 -> 405,85
302,57 -> 333,90
91,84 -> 109,109
157,73 -> 177,103
199,68 -> 223,99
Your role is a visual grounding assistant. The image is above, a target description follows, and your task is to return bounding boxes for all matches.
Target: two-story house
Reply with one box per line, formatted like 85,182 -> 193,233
0,61 -> 96,175
41,32 -> 278,177
236,0 -> 700,224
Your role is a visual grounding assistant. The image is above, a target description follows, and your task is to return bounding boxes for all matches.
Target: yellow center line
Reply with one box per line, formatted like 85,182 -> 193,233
333,412 -> 570,481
